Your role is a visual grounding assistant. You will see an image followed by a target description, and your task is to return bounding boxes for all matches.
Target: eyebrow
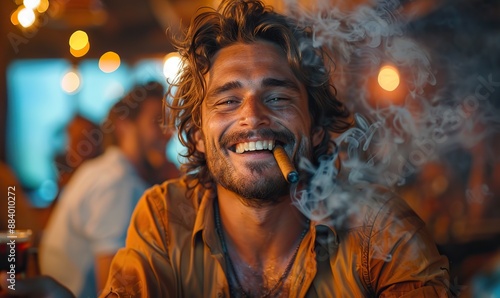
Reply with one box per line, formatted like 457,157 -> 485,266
208,81 -> 242,98
207,78 -> 301,99
262,78 -> 301,92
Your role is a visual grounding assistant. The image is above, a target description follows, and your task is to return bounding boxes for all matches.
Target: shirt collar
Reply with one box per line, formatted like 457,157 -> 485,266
311,221 -> 339,253
190,184 -> 340,254
191,184 -> 221,255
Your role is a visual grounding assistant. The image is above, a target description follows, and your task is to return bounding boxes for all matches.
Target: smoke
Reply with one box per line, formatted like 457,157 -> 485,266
285,0 -> 500,229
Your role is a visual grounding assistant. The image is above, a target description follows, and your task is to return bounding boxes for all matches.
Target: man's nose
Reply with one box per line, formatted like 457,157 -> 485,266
238,97 -> 271,128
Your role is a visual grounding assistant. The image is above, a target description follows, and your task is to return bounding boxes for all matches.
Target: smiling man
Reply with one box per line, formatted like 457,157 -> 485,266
198,41 -> 321,206
101,0 -> 451,297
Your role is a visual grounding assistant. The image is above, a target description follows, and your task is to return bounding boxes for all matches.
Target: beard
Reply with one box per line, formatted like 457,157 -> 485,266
205,128 -> 313,207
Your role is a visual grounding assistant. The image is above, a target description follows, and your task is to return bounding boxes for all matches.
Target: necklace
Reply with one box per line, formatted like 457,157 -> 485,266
214,201 -> 309,298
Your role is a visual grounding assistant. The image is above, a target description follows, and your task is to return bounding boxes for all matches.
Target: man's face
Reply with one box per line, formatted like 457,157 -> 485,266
134,97 -> 168,168
197,41 -> 323,204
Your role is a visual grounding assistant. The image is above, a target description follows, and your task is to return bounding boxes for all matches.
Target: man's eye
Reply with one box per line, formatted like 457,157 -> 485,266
218,99 -> 237,105
267,97 -> 289,104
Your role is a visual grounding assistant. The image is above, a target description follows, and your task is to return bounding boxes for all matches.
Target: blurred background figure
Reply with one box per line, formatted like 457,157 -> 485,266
39,82 -> 179,298
54,114 -> 105,192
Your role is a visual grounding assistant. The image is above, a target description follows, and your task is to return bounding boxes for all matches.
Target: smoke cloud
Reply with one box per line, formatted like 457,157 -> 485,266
284,0 -> 500,231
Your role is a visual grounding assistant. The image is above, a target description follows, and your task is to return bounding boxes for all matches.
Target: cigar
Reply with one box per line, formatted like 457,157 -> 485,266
273,145 -> 299,184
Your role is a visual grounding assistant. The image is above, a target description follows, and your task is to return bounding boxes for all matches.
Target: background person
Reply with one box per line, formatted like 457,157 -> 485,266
54,114 -> 105,192
39,82 -> 178,297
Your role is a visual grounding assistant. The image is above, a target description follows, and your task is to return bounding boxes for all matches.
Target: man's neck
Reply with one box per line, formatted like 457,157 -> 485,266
216,185 -> 308,270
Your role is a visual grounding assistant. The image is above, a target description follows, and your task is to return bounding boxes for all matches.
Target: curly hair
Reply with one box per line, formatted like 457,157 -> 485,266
165,0 -> 351,187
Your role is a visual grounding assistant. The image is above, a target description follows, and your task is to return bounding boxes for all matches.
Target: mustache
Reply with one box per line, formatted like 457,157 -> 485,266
220,128 -> 295,148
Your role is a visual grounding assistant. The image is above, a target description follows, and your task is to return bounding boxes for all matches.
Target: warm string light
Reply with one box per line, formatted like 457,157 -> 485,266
11,0 -> 174,96
163,52 -> 183,83
69,30 -> 90,58
70,42 -> 90,58
378,65 -> 400,92
65,31 -> 123,95
11,0 -> 49,28
69,30 -> 89,51
366,63 -> 406,107
18,6 -> 36,28
23,0 -> 41,10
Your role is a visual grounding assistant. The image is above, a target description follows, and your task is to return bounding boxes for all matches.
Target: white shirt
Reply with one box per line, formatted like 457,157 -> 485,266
40,147 -> 148,298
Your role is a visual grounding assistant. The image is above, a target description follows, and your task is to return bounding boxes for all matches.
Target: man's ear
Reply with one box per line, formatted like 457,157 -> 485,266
312,126 -> 325,147
194,129 -> 205,153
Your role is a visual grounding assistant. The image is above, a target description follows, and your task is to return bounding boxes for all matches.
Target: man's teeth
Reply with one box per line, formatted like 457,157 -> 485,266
235,140 -> 275,154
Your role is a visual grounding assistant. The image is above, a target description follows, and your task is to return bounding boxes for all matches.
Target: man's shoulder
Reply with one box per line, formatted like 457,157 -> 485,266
142,177 -> 192,203
337,184 -> 424,233
360,186 -> 426,244
139,177 -> 204,230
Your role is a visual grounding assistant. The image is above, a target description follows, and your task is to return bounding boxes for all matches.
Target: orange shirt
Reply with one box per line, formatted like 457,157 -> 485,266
101,178 -> 450,297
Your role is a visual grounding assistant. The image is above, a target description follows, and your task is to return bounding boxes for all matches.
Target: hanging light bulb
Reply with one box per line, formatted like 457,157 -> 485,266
18,6 -> 36,28
23,0 -> 41,10
163,52 -> 183,83
378,65 -> 400,92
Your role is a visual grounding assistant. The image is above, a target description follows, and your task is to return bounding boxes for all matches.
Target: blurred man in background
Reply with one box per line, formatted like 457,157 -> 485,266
55,114 -> 105,192
39,82 -> 178,297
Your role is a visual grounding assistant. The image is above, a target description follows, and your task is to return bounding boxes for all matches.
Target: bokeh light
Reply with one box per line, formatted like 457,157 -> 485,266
37,0 -> 49,13
11,7 -> 22,26
70,42 -> 90,58
163,52 -> 183,83
69,30 -> 89,51
99,51 -> 121,73
61,70 -> 81,93
24,0 -> 41,10
378,65 -> 400,92
18,7 -> 36,28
